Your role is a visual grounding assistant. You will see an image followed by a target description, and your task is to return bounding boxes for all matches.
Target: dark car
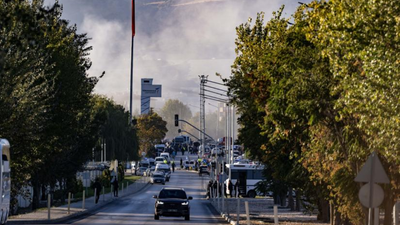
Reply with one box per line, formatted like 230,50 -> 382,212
150,172 -> 165,185
153,188 -> 193,220
198,165 -> 209,176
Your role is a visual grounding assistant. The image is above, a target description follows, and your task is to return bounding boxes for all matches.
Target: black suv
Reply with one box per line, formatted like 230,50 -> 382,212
153,188 -> 193,220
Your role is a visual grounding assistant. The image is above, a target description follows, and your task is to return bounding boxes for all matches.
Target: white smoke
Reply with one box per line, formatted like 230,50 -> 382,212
44,0 -> 307,113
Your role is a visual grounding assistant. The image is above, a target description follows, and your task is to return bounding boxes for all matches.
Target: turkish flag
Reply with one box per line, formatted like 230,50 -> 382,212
132,0 -> 135,36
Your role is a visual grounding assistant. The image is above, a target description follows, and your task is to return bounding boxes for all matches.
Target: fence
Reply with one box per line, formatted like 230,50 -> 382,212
205,182 -> 319,225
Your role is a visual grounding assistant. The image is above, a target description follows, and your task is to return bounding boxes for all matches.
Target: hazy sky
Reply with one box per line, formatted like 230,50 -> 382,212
44,0 -> 310,114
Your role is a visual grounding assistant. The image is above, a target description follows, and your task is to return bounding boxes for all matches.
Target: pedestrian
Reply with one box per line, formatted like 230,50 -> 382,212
213,180 -> 218,198
228,179 -> 233,198
224,182 -> 227,198
92,177 -> 102,203
171,161 -> 175,172
111,177 -> 119,197
207,180 -> 213,198
234,179 -> 240,197
180,158 -> 183,168
181,144 -> 185,155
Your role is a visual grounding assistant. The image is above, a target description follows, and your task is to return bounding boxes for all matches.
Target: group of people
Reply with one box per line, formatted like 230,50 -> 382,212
207,179 -> 240,198
91,175 -> 120,204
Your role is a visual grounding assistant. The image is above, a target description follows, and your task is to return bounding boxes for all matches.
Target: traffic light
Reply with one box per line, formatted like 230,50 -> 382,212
178,129 -> 181,133
174,114 -> 179,127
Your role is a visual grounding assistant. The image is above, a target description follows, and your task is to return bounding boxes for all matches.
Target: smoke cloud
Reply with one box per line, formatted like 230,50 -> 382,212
44,0 -> 308,113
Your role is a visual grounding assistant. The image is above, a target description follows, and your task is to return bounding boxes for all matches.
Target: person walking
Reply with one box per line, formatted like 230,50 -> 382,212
207,180 -> 213,198
228,179 -> 233,198
112,177 -> 119,197
180,158 -> 183,168
171,161 -> 175,172
213,180 -> 218,198
234,179 -> 240,197
181,144 -> 185,155
92,177 -> 102,203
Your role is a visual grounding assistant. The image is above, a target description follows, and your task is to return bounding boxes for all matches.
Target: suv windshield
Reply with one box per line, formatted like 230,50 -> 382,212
158,189 -> 187,199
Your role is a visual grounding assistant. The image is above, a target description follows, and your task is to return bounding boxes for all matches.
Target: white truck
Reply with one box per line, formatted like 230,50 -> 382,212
0,139 -> 11,225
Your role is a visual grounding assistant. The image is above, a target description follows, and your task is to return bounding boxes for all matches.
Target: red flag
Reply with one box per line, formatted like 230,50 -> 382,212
132,0 -> 135,36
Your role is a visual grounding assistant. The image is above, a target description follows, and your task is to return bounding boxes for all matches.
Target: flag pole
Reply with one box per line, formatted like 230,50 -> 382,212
129,0 -> 135,124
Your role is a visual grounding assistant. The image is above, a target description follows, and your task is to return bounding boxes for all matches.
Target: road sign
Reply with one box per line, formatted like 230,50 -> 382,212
354,151 -> 389,184
142,85 -> 162,97
358,183 -> 384,208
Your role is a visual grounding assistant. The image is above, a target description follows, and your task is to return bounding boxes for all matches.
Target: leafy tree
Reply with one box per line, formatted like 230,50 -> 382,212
0,0 -> 58,210
92,95 -> 139,162
137,110 -> 167,157
158,99 -> 192,139
228,1 -> 400,224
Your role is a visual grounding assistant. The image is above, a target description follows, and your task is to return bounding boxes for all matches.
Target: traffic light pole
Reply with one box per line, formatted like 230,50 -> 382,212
177,119 -> 215,143
178,129 -> 200,141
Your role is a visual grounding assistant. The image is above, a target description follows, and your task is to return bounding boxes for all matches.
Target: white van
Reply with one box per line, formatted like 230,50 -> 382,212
155,156 -> 166,164
160,152 -> 170,163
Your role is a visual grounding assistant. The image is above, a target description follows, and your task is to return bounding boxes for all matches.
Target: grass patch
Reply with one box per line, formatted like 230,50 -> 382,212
72,175 -> 143,201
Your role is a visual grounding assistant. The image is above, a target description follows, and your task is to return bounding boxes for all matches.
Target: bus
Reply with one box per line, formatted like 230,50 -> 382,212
225,164 -> 264,198
0,139 -> 10,224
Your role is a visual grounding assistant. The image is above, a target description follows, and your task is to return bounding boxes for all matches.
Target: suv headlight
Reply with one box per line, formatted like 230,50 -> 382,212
181,202 -> 189,205
157,201 -> 164,205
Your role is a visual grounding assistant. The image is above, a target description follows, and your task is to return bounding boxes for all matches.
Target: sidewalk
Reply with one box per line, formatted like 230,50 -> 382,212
8,176 -> 151,224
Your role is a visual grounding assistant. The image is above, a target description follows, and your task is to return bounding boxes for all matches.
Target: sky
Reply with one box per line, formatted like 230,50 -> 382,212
44,0 -> 309,114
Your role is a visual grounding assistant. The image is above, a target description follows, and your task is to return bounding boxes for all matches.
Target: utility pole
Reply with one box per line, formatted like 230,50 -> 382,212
199,75 -> 208,156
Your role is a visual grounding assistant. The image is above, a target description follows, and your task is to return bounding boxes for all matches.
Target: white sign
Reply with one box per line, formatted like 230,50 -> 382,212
354,151 -> 390,184
141,85 -> 162,97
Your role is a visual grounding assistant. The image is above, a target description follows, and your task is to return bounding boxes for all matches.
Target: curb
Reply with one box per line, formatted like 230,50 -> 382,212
207,199 -> 239,225
8,182 -> 151,224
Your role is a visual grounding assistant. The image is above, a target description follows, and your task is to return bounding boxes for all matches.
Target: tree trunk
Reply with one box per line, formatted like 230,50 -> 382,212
273,193 -> 280,205
280,193 -> 286,207
295,190 -> 301,211
31,177 -> 40,210
317,198 -> 330,222
41,185 -> 46,200
60,178 -> 66,204
288,187 -> 294,211
335,210 -> 352,225
383,186 -> 394,225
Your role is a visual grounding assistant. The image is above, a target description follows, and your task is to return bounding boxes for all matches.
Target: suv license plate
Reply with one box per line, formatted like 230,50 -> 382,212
168,209 -> 178,212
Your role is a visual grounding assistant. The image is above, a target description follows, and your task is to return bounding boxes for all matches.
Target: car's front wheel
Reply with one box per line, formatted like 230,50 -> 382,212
154,214 -> 159,220
184,214 -> 190,221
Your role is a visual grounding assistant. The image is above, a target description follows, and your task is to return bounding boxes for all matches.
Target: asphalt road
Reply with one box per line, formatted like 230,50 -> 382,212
66,154 -> 226,225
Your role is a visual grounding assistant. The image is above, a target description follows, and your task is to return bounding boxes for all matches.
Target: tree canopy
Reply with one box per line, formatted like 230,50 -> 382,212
227,0 -> 400,224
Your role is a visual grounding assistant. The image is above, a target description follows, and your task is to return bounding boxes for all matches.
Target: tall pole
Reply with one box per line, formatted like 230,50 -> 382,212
199,75 -> 207,156
129,0 -> 136,124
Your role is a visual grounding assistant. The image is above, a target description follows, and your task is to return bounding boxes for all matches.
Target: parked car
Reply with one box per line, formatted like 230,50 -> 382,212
150,172 -> 165,185
137,167 -> 147,176
144,166 -> 156,177
153,187 -> 193,220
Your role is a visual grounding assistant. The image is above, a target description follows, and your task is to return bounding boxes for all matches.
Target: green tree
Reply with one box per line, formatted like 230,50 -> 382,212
92,95 -> 139,162
158,99 -> 192,139
137,110 -> 168,157
0,0 -> 58,209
